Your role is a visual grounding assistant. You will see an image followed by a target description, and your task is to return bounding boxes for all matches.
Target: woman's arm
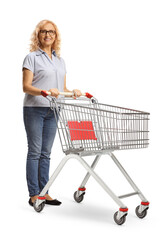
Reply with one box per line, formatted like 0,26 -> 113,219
23,68 -> 42,95
23,68 -> 59,97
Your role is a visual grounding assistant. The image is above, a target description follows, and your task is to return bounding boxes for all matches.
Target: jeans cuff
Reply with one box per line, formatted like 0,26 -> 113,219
29,191 -> 40,197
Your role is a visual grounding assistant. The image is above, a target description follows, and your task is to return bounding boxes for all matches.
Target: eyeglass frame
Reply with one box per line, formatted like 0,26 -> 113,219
39,30 -> 56,36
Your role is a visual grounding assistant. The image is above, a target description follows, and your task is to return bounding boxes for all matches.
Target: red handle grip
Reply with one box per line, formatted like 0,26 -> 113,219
85,92 -> 93,99
41,90 -> 51,97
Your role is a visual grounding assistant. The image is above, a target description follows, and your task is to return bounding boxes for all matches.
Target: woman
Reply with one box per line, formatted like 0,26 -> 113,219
22,19 -> 82,207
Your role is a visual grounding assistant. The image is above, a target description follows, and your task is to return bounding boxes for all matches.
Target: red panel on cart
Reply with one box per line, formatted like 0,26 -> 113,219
68,121 -> 97,141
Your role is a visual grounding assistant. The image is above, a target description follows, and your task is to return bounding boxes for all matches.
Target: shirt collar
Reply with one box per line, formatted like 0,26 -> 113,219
36,48 -> 57,57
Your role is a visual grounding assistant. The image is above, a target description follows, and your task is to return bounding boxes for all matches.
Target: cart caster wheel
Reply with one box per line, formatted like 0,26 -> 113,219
73,191 -> 85,203
135,205 -> 148,219
114,211 -> 127,225
33,201 -> 45,213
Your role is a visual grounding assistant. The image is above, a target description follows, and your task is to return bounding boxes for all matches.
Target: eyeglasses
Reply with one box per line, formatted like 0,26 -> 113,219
39,30 -> 56,36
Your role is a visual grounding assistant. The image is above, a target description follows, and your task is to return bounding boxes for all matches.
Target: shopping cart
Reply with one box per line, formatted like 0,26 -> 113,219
33,91 -> 150,225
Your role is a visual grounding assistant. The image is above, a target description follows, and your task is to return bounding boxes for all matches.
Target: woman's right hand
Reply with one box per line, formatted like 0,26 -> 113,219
48,88 -> 60,98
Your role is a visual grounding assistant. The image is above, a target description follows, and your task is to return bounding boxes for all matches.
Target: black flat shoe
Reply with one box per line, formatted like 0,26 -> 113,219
28,198 -> 34,207
45,199 -> 62,205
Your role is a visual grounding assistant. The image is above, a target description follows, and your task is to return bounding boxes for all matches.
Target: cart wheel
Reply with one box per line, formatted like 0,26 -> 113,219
33,201 -> 45,213
114,211 -> 127,225
135,205 -> 148,219
73,191 -> 85,203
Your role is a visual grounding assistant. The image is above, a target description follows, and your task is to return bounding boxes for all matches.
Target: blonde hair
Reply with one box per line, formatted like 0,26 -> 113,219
29,20 -> 61,57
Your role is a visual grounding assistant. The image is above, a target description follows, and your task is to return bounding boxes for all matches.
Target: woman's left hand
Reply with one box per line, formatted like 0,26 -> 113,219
72,89 -> 82,98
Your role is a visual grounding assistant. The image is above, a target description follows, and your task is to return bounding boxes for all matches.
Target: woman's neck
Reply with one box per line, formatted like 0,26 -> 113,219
40,46 -> 52,55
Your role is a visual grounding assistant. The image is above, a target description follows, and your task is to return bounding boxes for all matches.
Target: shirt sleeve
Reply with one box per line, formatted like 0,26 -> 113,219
22,53 -> 34,73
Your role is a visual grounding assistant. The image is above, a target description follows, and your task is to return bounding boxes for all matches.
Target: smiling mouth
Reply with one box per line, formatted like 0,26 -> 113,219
44,38 -> 51,41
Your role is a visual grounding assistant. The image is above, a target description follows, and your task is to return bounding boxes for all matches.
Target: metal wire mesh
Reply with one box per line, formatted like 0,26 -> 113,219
50,98 -> 149,155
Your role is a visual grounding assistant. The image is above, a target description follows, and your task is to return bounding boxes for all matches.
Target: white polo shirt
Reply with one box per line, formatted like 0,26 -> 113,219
22,48 -> 66,106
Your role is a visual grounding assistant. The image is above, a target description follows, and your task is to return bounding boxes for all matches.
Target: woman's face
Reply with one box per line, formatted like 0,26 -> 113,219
38,23 -> 56,48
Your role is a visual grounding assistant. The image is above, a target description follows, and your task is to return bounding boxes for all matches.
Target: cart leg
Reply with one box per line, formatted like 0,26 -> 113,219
109,152 -> 149,215
75,154 -> 101,199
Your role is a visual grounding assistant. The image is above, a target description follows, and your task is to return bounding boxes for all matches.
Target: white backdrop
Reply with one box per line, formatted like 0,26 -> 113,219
1,0 -> 160,239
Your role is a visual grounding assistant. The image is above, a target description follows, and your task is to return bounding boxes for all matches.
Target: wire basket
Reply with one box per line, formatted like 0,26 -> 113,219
51,98 -> 149,156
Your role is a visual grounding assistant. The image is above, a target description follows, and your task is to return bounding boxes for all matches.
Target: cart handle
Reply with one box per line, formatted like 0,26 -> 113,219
41,90 -> 93,99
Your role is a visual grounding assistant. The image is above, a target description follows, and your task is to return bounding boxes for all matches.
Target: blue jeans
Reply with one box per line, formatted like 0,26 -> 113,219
23,107 -> 58,197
